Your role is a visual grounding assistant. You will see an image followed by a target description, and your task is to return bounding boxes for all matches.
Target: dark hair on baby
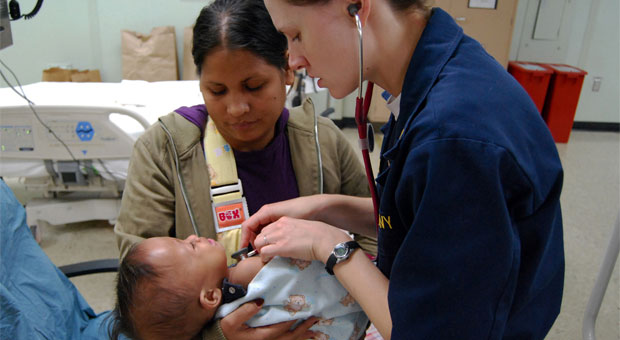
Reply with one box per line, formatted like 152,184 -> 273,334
192,0 -> 288,75
109,243 -> 199,340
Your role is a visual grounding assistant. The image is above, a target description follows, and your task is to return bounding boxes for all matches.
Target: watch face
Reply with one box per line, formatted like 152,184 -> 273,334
334,244 -> 348,257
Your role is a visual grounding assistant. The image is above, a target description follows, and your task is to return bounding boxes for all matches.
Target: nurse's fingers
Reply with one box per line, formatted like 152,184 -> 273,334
241,204 -> 280,247
242,196 -> 325,247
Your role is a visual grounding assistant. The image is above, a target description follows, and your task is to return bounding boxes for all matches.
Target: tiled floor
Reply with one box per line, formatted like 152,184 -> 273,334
5,128 -> 619,339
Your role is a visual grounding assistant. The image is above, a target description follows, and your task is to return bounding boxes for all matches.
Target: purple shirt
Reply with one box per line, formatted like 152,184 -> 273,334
175,105 -> 299,215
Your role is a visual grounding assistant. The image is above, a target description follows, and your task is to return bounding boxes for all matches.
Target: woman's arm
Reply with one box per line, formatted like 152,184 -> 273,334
251,217 -> 392,339
334,250 -> 392,339
114,135 -> 176,258
314,194 -> 375,236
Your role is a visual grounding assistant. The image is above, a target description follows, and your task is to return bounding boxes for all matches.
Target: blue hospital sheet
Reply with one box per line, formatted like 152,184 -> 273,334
0,180 -> 120,340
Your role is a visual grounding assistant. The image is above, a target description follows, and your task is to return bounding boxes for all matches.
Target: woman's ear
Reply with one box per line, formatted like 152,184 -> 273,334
284,66 -> 295,86
346,0 -> 371,26
199,287 -> 222,311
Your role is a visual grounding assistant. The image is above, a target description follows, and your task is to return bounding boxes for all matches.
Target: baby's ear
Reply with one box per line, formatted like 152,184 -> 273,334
200,288 -> 222,311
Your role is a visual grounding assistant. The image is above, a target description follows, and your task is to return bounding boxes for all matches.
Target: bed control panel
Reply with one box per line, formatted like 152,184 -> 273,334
0,105 -> 149,160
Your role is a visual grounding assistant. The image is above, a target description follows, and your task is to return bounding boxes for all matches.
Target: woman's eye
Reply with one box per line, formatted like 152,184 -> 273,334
246,84 -> 263,92
210,89 -> 226,96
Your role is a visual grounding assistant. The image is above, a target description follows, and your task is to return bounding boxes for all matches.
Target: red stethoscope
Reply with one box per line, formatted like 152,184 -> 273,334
350,5 -> 380,229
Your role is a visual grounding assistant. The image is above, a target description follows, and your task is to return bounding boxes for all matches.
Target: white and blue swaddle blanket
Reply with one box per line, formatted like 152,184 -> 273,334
216,256 -> 368,340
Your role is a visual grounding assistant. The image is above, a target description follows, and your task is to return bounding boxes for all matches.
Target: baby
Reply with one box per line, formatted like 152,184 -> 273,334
109,235 -> 367,340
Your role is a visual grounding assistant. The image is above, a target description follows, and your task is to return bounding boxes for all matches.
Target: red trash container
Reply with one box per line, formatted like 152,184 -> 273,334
508,61 -> 553,113
538,63 -> 588,143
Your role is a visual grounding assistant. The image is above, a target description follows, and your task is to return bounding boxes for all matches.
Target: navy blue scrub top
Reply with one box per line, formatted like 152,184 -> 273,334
376,8 -> 564,340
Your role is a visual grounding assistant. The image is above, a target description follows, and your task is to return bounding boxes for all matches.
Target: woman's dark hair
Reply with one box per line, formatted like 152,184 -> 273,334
108,244 -> 198,340
285,0 -> 432,12
192,0 -> 288,75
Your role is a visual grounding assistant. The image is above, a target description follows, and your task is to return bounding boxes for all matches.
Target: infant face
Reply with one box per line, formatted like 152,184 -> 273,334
139,235 -> 228,290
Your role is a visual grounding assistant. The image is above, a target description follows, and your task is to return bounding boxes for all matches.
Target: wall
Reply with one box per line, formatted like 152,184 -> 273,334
571,0 -> 619,123
93,0 -> 207,82
0,0 -> 207,85
0,0 -> 94,84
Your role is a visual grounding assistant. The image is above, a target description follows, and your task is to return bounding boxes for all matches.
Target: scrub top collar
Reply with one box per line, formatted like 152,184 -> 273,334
386,94 -> 402,120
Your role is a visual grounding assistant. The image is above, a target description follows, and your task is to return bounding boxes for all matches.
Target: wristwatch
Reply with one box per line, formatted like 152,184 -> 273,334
325,241 -> 360,275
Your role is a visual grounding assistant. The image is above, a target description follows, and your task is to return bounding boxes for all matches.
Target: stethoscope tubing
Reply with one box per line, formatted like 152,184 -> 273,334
353,12 -> 380,230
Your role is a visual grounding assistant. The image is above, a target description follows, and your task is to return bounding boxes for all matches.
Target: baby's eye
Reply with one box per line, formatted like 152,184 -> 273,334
292,33 -> 301,42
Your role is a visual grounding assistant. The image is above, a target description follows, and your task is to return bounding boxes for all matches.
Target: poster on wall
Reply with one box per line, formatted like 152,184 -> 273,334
468,0 -> 497,9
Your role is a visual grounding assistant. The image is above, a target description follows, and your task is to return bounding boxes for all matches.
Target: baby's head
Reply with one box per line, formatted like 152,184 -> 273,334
110,235 -> 228,340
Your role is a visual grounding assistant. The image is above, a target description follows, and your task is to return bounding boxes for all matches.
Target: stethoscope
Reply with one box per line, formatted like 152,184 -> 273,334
349,4 -> 380,228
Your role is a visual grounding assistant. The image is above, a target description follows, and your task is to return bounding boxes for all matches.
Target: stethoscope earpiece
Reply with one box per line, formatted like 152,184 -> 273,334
347,3 -> 360,17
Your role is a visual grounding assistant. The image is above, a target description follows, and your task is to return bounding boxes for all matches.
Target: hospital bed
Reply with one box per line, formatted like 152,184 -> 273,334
0,81 -> 206,235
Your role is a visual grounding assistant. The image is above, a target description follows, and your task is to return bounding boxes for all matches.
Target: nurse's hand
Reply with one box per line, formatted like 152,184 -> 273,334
241,195 -> 325,248
251,216 -> 352,264
220,299 -> 317,340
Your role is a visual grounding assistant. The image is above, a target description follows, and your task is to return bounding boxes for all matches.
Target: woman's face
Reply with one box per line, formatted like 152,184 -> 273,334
265,0 -> 359,99
200,48 -> 294,152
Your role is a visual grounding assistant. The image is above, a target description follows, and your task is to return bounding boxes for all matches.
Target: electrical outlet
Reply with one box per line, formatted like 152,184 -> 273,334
592,77 -> 602,92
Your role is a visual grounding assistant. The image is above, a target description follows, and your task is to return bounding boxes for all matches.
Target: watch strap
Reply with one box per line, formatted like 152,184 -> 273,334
325,241 -> 360,275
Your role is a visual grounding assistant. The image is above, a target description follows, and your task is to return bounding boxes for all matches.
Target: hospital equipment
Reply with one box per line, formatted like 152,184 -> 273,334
7,0 -> 44,20
349,3 -> 380,226
0,104 -> 149,233
0,80 -> 206,234
0,0 -> 12,50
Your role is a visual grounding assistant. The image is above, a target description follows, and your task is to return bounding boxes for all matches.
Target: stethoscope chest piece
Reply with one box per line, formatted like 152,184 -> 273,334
367,123 -> 375,153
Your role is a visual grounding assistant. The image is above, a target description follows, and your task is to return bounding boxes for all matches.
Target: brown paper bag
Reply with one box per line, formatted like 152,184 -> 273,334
182,26 -> 199,80
121,26 -> 178,81
42,67 -> 73,82
42,68 -> 102,82
70,69 -> 102,82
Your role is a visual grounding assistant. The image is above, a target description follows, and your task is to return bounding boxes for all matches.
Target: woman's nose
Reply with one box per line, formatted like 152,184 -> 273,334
288,47 -> 308,71
227,98 -> 250,117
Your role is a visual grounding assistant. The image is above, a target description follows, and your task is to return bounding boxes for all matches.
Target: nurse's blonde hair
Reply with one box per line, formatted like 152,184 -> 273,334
286,0 -> 433,13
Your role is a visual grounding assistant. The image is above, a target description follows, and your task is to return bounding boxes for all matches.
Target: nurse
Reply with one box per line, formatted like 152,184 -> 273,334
243,0 -> 565,339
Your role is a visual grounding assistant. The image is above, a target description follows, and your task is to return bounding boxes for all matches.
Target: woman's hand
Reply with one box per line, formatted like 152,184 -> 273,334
241,195 -> 326,248
251,217 -> 352,264
220,300 -> 317,340
241,195 -> 375,249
